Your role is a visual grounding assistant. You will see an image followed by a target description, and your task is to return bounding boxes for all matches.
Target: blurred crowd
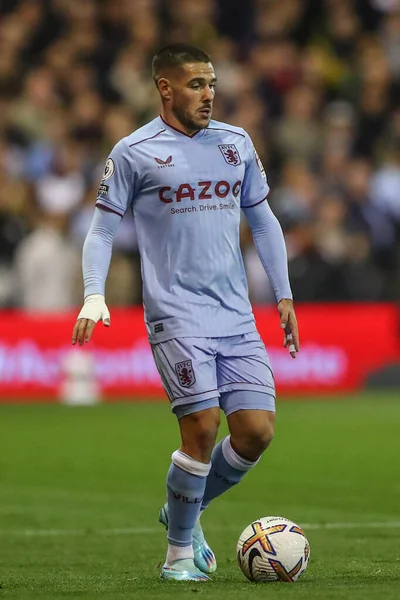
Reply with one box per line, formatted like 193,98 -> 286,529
1,0 -> 400,310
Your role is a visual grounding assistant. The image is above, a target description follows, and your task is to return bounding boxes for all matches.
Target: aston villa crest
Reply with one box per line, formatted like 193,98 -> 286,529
175,360 -> 196,388
218,144 -> 241,166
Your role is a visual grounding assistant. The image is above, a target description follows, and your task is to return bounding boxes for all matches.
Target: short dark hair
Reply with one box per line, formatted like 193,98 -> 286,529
152,43 -> 211,83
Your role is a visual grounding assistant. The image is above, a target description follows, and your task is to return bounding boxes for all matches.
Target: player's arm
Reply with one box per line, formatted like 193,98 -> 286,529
240,131 -> 299,358
242,201 -> 299,358
72,138 -> 136,346
72,208 -> 121,346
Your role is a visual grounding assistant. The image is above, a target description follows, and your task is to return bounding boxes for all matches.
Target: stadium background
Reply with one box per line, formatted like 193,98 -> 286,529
0,0 -> 399,399
0,2 -> 400,597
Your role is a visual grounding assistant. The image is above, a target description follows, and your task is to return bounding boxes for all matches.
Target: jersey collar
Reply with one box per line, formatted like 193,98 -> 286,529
159,115 -> 206,140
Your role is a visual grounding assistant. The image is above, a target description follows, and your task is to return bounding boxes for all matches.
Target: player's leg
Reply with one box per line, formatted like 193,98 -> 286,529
152,337 -> 219,580
227,406 -> 275,459
177,403 -> 221,462
160,401 -> 219,577
201,332 -> 275,510
164,403 -> 219,565
201,394 -> 275,509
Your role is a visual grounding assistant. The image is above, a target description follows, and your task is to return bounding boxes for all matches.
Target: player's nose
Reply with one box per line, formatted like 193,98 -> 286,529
202,86 -> 214,101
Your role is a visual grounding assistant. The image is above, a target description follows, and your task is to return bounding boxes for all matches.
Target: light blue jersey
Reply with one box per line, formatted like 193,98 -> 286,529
96,116 -> 269,343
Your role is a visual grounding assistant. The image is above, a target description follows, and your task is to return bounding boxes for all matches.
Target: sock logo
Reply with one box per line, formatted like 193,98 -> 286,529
215,472 -> 237,486
173,492 -> 202,504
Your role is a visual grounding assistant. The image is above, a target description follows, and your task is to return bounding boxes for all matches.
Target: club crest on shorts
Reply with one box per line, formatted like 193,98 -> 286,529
218,144 -> 241,166
175,360 -> 196,388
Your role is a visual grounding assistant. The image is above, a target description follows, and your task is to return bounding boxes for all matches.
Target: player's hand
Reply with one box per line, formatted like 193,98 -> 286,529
72,294 -> 110,346
277,298 -> 299,359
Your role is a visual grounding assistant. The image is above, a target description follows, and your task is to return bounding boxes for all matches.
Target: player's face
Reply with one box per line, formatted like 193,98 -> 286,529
170,62 -> 216,132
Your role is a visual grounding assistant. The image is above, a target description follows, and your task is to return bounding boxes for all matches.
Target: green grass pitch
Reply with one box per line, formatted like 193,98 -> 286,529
0,393 -> 399,599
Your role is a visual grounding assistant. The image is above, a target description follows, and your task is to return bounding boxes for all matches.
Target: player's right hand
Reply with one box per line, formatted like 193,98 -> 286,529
278,298 -> 299,359
72,294 -> 111,346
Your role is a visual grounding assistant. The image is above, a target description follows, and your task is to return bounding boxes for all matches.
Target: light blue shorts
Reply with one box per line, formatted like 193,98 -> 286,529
151,332 -> 276,417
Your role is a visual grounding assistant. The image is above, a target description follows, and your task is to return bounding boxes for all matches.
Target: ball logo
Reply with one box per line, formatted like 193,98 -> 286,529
219,144 -> 241,166
268,557 -> 304,582
241,522 -> 287,556
102,158 -> 115,180
175,360 -> 196,388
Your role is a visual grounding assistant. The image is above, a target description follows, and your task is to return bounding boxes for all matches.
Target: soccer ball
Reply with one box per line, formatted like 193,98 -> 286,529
237,516 -> 310,582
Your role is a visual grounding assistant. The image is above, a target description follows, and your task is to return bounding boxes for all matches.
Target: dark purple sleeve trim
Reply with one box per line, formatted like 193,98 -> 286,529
95,202 -> 124,217
244,196 -> 267,209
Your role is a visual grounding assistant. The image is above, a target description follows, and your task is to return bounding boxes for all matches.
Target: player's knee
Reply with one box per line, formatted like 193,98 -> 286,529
232,416 -> 275,460
249,420 -> 274,456
190,410 -> 220,452
179,408 -> 221,463
258,418 -> 275,451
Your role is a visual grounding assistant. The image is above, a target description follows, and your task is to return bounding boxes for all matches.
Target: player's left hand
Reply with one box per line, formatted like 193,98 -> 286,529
277,298 -> 299,359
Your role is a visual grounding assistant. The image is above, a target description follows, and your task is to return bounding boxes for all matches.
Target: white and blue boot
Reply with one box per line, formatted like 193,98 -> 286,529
159,503 -> 217,575
161,558 -> 211,582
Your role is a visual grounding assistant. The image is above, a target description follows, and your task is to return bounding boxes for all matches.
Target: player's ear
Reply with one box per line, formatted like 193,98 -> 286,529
157,77 -> 172,101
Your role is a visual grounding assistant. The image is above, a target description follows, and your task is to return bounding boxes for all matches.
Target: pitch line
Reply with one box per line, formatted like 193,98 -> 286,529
0,521 -> 400,537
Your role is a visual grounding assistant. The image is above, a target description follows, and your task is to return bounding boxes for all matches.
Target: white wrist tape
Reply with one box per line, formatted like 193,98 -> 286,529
77,294 -> 110,323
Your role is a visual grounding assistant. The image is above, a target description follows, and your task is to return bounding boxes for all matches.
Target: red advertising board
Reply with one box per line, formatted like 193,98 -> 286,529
0,304 -> 399,401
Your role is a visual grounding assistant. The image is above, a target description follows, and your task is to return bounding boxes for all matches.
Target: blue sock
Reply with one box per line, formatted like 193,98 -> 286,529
167,450 -> 211,547
201,436 -> 258,511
